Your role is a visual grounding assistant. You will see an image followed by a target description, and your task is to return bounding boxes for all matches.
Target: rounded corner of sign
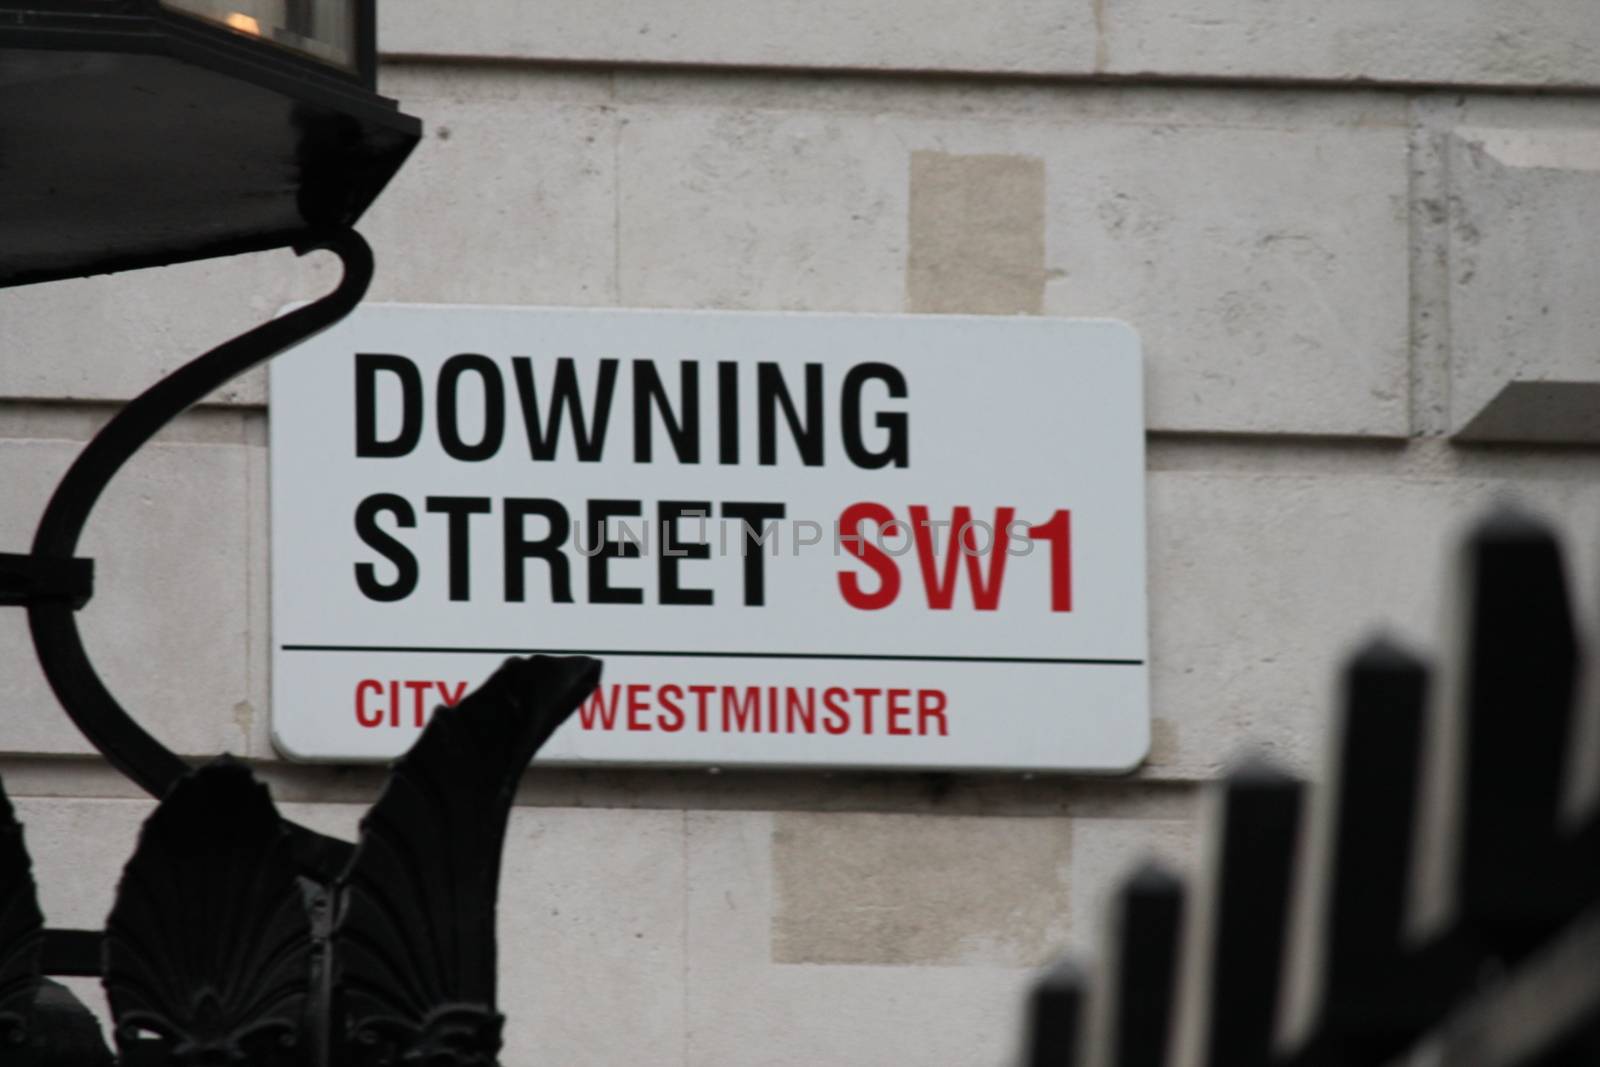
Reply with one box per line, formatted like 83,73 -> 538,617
1106,725 -> 1152,775
267,718 -> 319,764
1098,319 -> 1143,360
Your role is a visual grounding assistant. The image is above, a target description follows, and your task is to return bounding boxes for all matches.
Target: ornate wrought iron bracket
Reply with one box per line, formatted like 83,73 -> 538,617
1,230 -> 603,1064
7,230 -> 373,883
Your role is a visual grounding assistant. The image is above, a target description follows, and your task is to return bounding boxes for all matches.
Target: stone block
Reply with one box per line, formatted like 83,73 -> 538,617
378,0 -> 1600,90
1439,118 -> 1600,441
493,806 -> 687,1065
0,250 -> 305,405
614,88 -> 910,313
685,810 -> 1035,1066
0,438 -> 255,759
907,150 -> 1048,314
1103,2 -> 1600,89
771,811 -> 1071,967
359,67 -> 619,308
1145,463 -> 1600,779
380,0 -> 1098,75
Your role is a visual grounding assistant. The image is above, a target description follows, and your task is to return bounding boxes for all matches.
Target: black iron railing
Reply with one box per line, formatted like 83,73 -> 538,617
1017,508 -> 1600,1067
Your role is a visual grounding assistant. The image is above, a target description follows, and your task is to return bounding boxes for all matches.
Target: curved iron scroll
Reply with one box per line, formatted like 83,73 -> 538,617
24,230 -> 373,882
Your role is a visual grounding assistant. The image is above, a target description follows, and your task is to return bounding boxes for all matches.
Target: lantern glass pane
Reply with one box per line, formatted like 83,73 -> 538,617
160,0 -> 356,71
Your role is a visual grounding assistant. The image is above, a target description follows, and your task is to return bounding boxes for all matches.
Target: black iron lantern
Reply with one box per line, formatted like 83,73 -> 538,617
1,6 -> 600,1064
155,0 -> 370,74
0,0 -> 415,288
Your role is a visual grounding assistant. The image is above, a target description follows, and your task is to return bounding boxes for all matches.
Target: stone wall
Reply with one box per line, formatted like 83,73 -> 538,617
4,4 -> 1600,1062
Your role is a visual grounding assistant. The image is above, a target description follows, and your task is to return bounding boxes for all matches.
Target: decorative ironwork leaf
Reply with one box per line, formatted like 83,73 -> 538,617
334,654 -> 601,1066
0,773 -> 43,1052
104,757 -> 313,1067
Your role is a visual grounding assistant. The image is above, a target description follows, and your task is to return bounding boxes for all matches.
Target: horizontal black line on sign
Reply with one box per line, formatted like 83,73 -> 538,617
279,644 -> 1145,667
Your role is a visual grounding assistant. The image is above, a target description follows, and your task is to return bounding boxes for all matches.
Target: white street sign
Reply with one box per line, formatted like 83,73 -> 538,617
269,305 -> 1148,771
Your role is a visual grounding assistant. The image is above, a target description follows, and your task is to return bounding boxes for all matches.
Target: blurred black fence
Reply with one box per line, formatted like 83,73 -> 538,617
1019,506 -> 1600,1067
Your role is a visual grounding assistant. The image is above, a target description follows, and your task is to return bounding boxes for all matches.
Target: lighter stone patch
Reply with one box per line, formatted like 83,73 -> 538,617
907,151 -> 1047,316
1463,127 -> 1600,172
770,810 -> 1070,966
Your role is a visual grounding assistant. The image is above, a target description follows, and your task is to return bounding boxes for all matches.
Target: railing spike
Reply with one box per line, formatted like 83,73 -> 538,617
1089,860 -> 1185,1067
1023,956 -> 1088,1067
1455,505 -> 1579,956
1286,635 -> 1429,1063
1179,757 -> 1304,1067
